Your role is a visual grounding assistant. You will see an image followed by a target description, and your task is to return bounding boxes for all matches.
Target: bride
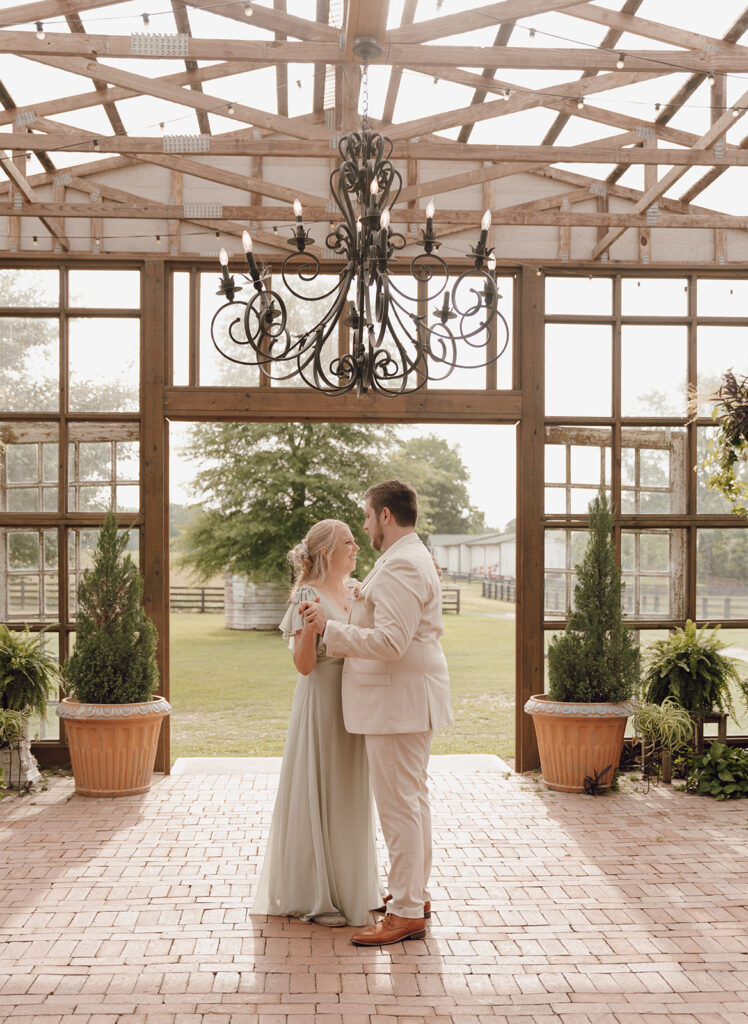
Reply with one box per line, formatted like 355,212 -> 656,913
252,519 -> 382,927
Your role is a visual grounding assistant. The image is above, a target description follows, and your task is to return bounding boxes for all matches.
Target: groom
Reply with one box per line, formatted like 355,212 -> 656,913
301,479 -> 453,946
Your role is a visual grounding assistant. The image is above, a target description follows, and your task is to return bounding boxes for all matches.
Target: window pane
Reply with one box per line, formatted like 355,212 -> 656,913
621,278 -> 688,315
269,273 -> 343,389
697,529 -> 748,620
696,325 -> 748,414
66,423 -> 139,513
0,268 -> 59,306
544,426 -> 611,514
696,425 -> 748,514
2,528 -> 58,623
621,528 -> 686,619
621,427 -> 687,514
68,270 -> 140,308
545,277 -> 611,316
172,271 -> 190,386
697,279 -> 748,316
621,325 -> 687,416
545,324 -> 612,417
200,271 -> 260,386
544,529 -> 588,620
68,318 -> 139,411
0,422 -> 58,513
0,317 -> 58,411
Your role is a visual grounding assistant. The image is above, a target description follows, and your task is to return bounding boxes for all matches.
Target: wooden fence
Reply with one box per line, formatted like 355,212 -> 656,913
482,578 -> 517,602
169,586 -> 224,613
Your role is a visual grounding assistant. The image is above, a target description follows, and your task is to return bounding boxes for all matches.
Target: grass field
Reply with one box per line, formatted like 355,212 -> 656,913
169,582 -> 516,764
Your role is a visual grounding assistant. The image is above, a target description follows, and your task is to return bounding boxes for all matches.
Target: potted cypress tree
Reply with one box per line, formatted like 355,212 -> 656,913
525,490 -> 639,792
57,512 -> 170,797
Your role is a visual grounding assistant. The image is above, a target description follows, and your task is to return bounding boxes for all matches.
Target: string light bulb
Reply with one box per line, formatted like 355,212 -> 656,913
141,12 -> 150,26
32,235 -> 38,247
529,27 -> 536,39
502,88 -> 511,101
156,234 -> 161,244
655,102 -> 661,112
576,97 -> 585,109
243,1 -> 253,14
35,22 -> 45,40
536,267 -> 542,276
708,71 -> 715,85
733,107 -> 741,118
227,103 -> 234,114
616,53 -> 625,69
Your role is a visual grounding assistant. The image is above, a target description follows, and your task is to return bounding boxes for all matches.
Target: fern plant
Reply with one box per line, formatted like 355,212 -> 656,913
0,625 -> 59,720
64,512 -> 159,704
547,490 -> 639,703
641,620 -> 747,721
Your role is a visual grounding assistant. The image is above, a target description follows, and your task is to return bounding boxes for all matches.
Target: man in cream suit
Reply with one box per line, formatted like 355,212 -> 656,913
302,480 -> 453,946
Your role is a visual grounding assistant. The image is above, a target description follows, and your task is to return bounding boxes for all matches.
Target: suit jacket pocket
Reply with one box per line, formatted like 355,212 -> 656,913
357,672 -> 391,687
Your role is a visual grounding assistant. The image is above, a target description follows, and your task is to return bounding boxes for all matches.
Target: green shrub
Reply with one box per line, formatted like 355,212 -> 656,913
0,708 -> 30,746
547,490 -> 639,703
64,512 -> 159,704
641,620 -> 747,721
687,741 -> 748,800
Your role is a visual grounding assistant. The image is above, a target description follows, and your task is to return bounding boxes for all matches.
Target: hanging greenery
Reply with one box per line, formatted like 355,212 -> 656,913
700,370 -> 748,517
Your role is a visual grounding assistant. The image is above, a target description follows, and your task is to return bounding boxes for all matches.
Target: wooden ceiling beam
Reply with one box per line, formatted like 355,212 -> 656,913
0,77 -> 56,174
25,52 -> 331,141
388,68 -> 667,142
606,6 -> 748,185
0,150 -> 69,248
312,0 -> 330,115
7,198 -> 747,231
0,0 -> 122,29
563,2 -> 748,53
592,87 -> 748,258
170,1 -> 211,136
10,31 -> 748,72
389,0 -> 589,45
64,11 -> 127,137
458,21 -> 515,145
542,0 -> 642,147
0,61 -> 264,128
274,0 -> 288,120
342,0 -> 389,63
381,0 -> 418,126
13,132 -> 748,168
183,0 -> 338,41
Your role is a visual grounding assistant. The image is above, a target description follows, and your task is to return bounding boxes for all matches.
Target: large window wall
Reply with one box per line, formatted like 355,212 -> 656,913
0,265 -> 142,744
544,273 -> 748,736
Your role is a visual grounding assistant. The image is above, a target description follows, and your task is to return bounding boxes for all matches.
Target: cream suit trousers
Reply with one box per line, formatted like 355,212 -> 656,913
365,730 -> 433,920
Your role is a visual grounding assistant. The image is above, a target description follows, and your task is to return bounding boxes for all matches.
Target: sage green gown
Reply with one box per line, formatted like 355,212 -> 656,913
252,583 -> 382,926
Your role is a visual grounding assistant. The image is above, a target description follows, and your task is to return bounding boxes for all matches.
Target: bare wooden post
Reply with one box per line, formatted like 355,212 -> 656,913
515,267 -> 544,772
142,258 -> 170,773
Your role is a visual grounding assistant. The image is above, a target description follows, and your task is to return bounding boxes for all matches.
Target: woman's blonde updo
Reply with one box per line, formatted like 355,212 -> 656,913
288,519 -> 346,597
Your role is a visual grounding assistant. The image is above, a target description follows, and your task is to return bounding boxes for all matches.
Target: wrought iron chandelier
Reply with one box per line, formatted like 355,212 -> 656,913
212,72 -> 509,397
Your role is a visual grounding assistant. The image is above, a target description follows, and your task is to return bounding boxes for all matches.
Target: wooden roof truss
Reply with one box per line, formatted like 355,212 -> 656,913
2,0 -> 748,263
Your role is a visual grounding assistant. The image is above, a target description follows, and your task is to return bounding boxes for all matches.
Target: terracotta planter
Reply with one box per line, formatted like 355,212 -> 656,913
524,694 -> 633,793
57,696 -> 171,797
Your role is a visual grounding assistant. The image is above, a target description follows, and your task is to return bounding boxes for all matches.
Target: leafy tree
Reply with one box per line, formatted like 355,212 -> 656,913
177,422 -> 395,585
64,512 -> 158,704
547,490 -> 639,703
382,433 -> 486,538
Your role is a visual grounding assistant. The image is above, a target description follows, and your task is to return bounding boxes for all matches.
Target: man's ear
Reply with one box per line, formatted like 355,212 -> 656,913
381,507 -> 391,524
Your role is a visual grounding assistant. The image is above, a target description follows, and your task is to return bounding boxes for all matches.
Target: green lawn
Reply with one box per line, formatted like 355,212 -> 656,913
169,582 -> 516,764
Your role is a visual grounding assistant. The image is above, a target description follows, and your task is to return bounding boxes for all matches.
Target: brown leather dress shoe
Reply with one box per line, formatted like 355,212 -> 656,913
351,913 -> 426,946
374,894 -> 431,919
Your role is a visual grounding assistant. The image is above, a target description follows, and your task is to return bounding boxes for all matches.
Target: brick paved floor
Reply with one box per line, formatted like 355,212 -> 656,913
1,759 -> 748,1024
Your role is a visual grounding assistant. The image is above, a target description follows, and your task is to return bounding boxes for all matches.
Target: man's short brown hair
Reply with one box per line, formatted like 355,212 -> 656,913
364,480 -> 418,527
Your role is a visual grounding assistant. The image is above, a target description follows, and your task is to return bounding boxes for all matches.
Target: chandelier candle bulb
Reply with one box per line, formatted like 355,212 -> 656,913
426,199 -> 435,233
241,231 -> 261,283
479,209 -> 492,247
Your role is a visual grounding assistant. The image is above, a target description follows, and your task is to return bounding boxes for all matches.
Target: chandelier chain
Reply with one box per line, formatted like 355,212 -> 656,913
361,64 -> 370,134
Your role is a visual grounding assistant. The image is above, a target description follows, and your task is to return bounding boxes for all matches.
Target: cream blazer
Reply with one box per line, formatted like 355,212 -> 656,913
324,533 -> 453,735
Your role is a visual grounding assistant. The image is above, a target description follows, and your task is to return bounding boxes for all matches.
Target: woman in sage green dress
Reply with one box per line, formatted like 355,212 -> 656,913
252,519 -> 382,927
